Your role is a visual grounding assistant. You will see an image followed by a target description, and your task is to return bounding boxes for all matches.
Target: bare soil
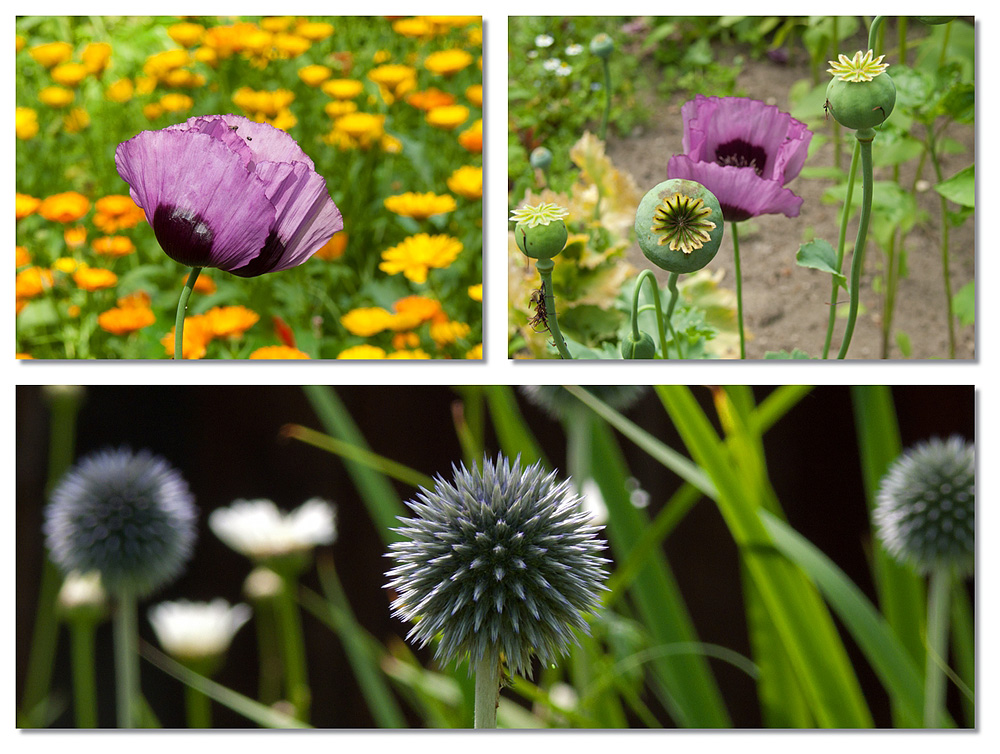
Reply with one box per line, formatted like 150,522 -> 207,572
605,49 -> 975,360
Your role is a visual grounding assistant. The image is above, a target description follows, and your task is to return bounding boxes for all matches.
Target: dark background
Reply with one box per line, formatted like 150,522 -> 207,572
15,385 -> 975,728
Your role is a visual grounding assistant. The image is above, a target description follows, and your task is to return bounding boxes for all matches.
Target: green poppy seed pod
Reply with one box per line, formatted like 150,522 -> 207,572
621,331 -> 656,359
515,218 -> 568,260
635,179 -> 724,274
826,74 -> 896,131
590,33 -> 614,60
918,17 -> 955,25
530,146 -> 553,171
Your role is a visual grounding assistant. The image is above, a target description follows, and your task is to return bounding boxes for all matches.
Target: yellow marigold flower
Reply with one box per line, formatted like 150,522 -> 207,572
341,307 -> 395,337
38,192 -> 90,223
94,194 -> 146,233
334,112 -> 384,141
392,332 -> 420,350
29,41 -> 73,68
298,64 -> 332,87
16,267 -> 54,298
387,349 -> 432,359
160,93 -> 194,113
430,320 -> 471,346
324,100 -> 358,119
16,36 -> 26,53
168,22 -> 205,48
393,18 -> 434,38
52,257 -> 79,274
274,33 -> 310,58
380,234 -> 462,284
39,86 -> 75,109
161,68 -> 205,88
51,62 -> 88,87
67,304 -> 82,317
384,192 -> 457,221
16,193 -> 41,219
233,87 -> 295,117
424,49 -> 473,76
202,305 -> 260,338
465,343 -> 483,359
105,78 -> 134,103
295,21 -> 334,41
143,49 -> 189,79
468,284 -> 483,302
322,78 -> 364,100
394,295 -> 444,324
447,165 -> 483,201
98,305 -> 155,335
64,226 -> 87,249
92,235 -> 135,258
250,345 -> 311,359
16,246 -> 31,267
260,17 -> 294,33
314,232 -> 348,261
16,108 -> 39,140
458,119 -> 482,153
405,87 -> 455,111
162,315 -> 213,359
336,344 -> 387,360
63,107 -> 90,133
194,46 -> 218,67
426,104 -> 470,131
465,84 -> 483,108
367,64 -> 416,93
81,42 -> 112,76
73,266 -> 118,291
143,103 -> 163,121
265,109 -> 297,132
381,134 -> 403,153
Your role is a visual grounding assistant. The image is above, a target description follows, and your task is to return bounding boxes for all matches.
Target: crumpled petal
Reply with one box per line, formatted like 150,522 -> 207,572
668,156 -> 804,223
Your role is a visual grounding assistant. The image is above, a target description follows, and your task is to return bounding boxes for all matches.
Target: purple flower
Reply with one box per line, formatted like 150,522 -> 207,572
667,95 -> 811,222
115,114 -> 343,277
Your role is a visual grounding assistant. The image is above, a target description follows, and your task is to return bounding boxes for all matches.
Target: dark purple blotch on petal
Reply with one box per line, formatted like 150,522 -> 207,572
228,230 -> 285,278
152,205 -> 215,268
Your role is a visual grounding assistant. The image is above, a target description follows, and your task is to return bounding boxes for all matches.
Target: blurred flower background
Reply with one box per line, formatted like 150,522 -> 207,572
16,16 -> 482,359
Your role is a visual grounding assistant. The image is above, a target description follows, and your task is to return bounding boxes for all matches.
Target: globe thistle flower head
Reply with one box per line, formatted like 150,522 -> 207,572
44,447 -> 197,597
520,385 -> 649,421
874,436 -> 975,575
386,455 -> 609,677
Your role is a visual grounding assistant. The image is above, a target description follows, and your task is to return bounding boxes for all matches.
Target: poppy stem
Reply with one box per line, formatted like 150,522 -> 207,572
631,270 -> 668,358
535,259 -> 573,359
664,272 -> 683,359
837,130 -> 875,359
174,267 -> 202,360
731,222 -> 745,359
822,141 -> 860,359
599,57 -> 612,142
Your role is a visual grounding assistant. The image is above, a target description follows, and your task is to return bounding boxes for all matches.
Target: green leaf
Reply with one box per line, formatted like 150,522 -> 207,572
953,281 -> 975,327
796,239 -> 847,289
763,348 -> 812,359
895,331 -> 913,358
934,164 -> 975,208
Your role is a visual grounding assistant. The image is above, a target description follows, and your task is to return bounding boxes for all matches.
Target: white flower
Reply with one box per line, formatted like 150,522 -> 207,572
565,44 -> 584,57
148,599 -> 251,660
555,63 -> 573,77
543,57 -> 562,72
58,570 -> 106,611
535,34 -> 554,48
580,479 -> 608,525
209,498 -> 336,560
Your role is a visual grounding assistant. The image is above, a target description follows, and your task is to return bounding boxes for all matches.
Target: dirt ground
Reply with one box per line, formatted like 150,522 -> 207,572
605,48 -> 975,360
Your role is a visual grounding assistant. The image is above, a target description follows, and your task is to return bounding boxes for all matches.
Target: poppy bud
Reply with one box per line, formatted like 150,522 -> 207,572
620,330 -> 656,359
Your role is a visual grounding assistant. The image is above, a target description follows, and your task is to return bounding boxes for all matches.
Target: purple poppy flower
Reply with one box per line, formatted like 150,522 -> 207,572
115,114 -> 343,277
667,95 -> 812,222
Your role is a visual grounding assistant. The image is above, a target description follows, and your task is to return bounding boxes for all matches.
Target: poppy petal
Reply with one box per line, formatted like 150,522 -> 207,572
668,156 -> 804,223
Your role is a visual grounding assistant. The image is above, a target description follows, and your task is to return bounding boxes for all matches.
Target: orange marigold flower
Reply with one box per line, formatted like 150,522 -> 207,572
168,22 -> 205,48
392,331 -> 421,350
249,345 -> 311,359
98,305 -> 156,335
39,86 -> 75,109
94,194 -> 146,233
162,315 -> 213,359
203,305 -> 260,338
116,290 -> 152,308
405,87 -> 456,111
425,104 -> 470,131
379,234 -> 462,284
387,349 -> 432,359
81,42 -> 112,76
260,17 -> 293,33
64,226 -> 87,248
16,108 -> 39,140
16,352 -> 34,359
51,62 -> 88,87
314,232 -> 348,261
16,193 -> 41,219
430,319 -> 471,345
29,41 -> 73,68
447,165 -> 483,200
424,49 -> 473,76
16,267 -> 54,299
193,274 -> 217,294
465,84 -> 483,108
73,266 -> 118,291
394,295 -> 443,323
321,78 -> 364,100
458,119 -> 483,153
336,344 -> 387,360
92,235 -> 136,258
38,192 -> 90,223
16,246 -> 31,267
143,103 -> 164,121
384,192 -> 457,221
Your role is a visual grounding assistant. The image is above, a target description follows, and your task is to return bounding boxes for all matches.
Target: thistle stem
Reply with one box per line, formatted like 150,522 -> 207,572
631,269 -> 668,358
69,620 -> 98,728
473,649 -> 501,729
822,141 -> 860,359
275,574 -> 310,721
173,266 -> 202,360
837,130 -> 875,359
731,222 -> 745,359
924,567 -> 952,728
535,259 -> 573,359
185,684 -> 212,729
113,590 -> 139,728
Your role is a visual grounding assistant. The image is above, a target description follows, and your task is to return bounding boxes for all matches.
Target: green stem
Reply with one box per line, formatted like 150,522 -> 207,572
731,221 -> 745,359
599,57 -> 612,142
664,272 -> 683,359
836,130 -> 875,359
535,259 -> 573,359
173,266 -> 202,360
69,621 -> 98,728
924,567 -> 952,727
185,684 -> 213,729
113,590 -> 139,728
926,132 -> 957,358
473,649 -> 501,728
823,141 -> 860,359
869,16 -> 886,54
631,269 -> 668,358
275,575 -> 310,721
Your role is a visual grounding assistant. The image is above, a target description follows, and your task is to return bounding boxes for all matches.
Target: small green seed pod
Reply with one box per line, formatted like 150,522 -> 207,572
529,146 -> 553,171
634,179 -> 724,274
620,330 -> 656,359
515,218 -> 568,260
826,74 -> 896,131
590,33 -> 614,60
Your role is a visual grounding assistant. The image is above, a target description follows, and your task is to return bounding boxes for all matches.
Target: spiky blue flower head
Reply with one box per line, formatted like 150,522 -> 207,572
385,455 -> 608,677
874,436 -> 975,575
520,385 -> 648,421
44,447 -> 198,597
